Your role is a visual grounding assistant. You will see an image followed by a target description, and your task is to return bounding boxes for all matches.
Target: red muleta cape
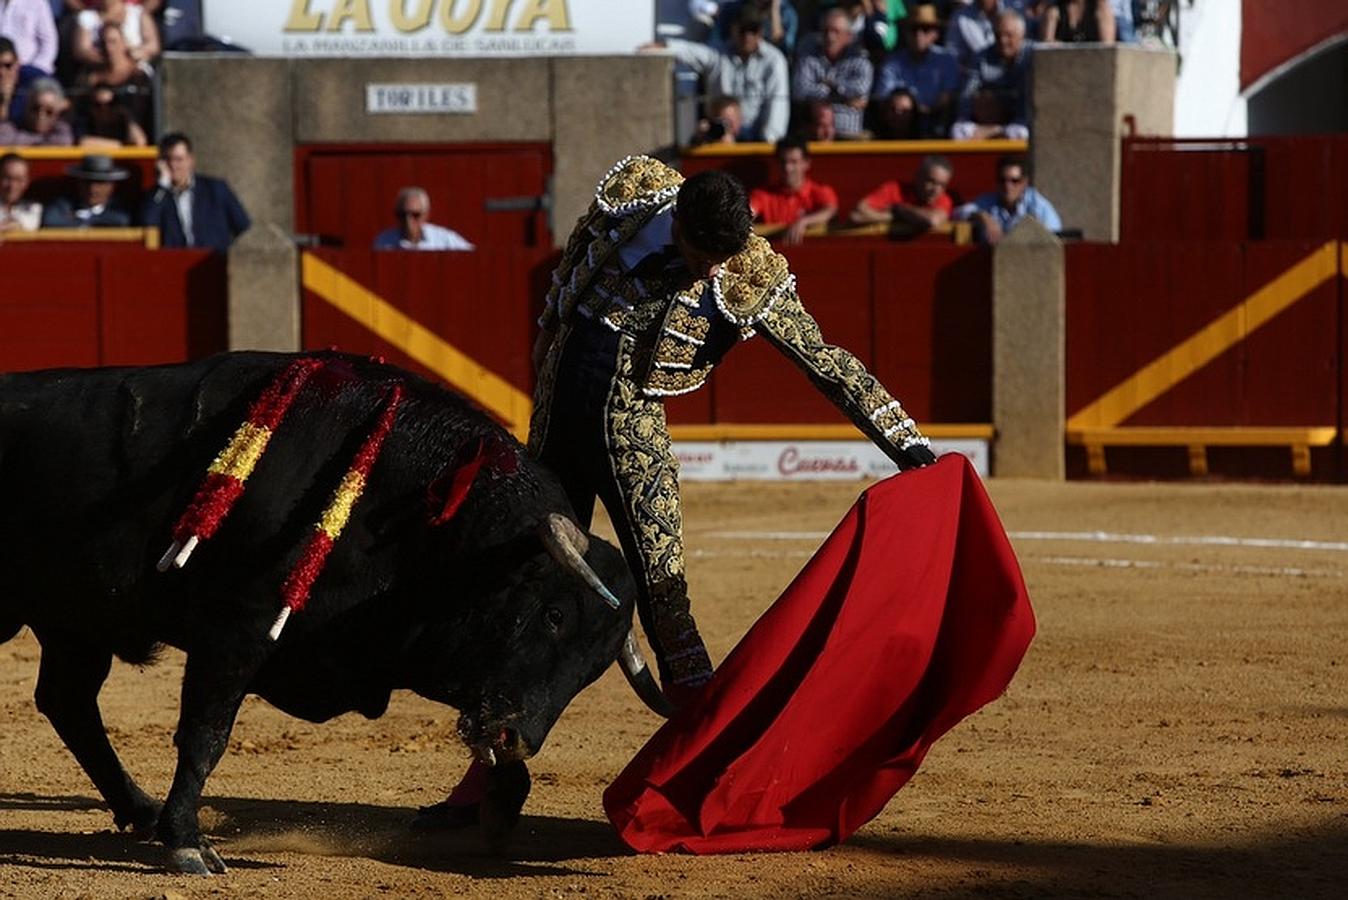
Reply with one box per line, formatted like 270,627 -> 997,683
603,453 -> 1036,854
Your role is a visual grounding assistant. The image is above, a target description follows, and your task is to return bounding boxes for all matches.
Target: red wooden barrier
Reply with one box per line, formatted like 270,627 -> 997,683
0,247 -> 226,372
1065,239 -> 1343,479
1121,136 -> 1348,242
294,144 -> 553,251
302,243 -> 992,429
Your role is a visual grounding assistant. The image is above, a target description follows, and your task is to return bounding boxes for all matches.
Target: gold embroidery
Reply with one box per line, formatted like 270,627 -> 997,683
715,234 -> 792,324
653,335 -> 698,367
596,155 -> 684,216
664,303 -> 711,341
644,366 -> 715,396
604,340 -> 685,583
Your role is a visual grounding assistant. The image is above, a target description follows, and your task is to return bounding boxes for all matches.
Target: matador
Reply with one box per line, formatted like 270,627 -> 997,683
529,155 -> 936,700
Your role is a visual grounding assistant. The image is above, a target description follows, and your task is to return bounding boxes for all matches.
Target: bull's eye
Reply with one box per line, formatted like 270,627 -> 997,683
544,605 -> 566,634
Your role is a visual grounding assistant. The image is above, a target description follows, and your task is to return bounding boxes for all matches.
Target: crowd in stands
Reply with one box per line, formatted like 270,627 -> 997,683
0,1 -> 199,149
660,1 -> 1088,242
660,0 -> 1147,145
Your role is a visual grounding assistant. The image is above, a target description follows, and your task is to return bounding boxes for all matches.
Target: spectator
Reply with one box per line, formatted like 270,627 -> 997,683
805,99 -> 836,141
140,132 -> 251,250
691,95 -> 742,145
850,153 -> 953,230
72,0 -> 157,128
40,152 -> 131,227
953,153 -> 1060,243
951,9 -> 1031,140
872,4 -> 961,138
0,35 -> 41,123
73,0 -> 160,75
836,0 -> 904,57
373,186 -> 474,251
793,7 -> 873,139
1039,0 -> 1114,43
648,6 -> 790,143
0,0 -> 57,73
748,135 -> 838,245
714,0 -> 798,54
75,83 -> 146,145
1109,0 -> 1134,42
944,0 -> 1028,70
0,77 -> 73,144
0,150 -> 41,231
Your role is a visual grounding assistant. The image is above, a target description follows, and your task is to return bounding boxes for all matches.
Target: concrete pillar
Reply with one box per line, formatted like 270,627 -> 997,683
227,223 -> 300,352
993,218 -> 1065,479
1031,45 -> 1177,241
159,55 -> 296,234
551,56 -> 675,244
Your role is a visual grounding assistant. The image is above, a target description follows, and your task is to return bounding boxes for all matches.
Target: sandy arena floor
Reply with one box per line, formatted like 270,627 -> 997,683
2,475 -> 1346,898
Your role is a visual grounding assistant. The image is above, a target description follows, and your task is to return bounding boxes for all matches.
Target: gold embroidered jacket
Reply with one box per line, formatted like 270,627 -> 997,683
539,155 -> 930,461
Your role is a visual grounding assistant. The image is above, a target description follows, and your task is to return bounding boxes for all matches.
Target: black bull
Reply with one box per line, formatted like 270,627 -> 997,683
0,351 -> 666,874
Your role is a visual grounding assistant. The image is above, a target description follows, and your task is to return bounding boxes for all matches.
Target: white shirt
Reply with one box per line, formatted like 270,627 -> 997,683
0,199 -> 41,231
172,179 -> 195,246
373,222 -> 474,251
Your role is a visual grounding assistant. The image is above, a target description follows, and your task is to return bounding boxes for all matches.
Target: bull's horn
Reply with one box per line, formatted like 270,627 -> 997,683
538,514 -> 622,610
618,629 -> 675,718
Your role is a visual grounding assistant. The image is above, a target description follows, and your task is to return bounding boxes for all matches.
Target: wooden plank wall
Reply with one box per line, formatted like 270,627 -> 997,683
0,247 -> 226,371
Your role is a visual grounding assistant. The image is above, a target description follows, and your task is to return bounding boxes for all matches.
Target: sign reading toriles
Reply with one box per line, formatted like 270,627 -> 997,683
205,0 -> 654,58
366,83 -> 478,113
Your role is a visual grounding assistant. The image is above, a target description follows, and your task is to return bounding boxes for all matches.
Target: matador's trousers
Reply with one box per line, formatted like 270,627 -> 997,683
528,322 -> 714,692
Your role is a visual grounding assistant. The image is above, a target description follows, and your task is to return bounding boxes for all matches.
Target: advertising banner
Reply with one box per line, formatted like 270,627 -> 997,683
672,440 -> 991,482
204,1 -> 655,58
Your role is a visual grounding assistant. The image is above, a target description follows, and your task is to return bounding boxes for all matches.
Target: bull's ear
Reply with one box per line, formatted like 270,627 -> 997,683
427,437 -> 486,526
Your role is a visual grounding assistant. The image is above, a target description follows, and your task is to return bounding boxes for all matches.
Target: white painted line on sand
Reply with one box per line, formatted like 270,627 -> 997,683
691,547 -> 1343,578
706,530 -> 1348,553
1027,555 -> 1343,579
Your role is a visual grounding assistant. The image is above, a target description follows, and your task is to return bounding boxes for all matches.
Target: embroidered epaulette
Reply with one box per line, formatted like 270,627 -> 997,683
595,155 -> 684,217
713,234 -> 794,328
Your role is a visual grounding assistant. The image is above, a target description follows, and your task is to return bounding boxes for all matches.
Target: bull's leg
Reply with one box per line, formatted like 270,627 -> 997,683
32,630 -> 162,833
480,759 -> 531,852
156,648 -> 252,875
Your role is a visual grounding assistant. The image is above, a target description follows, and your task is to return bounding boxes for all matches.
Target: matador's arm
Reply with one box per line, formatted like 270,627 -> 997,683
755,287 -> 936,470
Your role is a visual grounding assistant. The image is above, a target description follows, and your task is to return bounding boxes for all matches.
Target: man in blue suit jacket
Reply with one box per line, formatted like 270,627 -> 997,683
140,131 -> 251,251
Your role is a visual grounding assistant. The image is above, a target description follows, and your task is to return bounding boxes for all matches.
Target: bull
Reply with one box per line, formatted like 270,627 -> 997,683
0,351 -> 668,874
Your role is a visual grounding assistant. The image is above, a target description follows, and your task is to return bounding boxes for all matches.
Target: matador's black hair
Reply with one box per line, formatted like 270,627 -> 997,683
675,169 -> 752,257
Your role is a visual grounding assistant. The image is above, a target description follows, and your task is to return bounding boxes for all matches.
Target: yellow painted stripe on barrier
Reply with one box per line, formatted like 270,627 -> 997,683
668,423 -> 994,441
301,253 -> 533,440
1067,242 -> 1340,429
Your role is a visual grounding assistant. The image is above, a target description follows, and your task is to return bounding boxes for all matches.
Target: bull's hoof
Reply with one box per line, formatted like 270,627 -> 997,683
480,760 -> 530,854
411,799 -> 478,832
169,843 -> 228,875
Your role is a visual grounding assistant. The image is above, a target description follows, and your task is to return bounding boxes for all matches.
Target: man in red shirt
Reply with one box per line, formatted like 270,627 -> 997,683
849,154 -> 954,232
748,136 -> 838,245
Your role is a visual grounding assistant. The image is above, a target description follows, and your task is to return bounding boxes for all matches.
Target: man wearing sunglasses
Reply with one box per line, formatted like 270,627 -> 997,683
0,36 -> 41,124
871,4 -> 961,139
372,186 -> 474,251
953,153 -> 1061,245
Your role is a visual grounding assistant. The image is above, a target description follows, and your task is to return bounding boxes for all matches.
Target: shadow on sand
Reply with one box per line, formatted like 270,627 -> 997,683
0,791 -> 626,878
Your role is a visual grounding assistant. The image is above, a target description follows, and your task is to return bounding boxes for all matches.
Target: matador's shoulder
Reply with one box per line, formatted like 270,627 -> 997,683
594,155 -> 684,217
713,233 -> 795,326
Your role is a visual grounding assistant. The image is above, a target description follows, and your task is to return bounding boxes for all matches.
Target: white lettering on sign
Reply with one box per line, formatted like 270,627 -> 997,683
366,82 -> 478,114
